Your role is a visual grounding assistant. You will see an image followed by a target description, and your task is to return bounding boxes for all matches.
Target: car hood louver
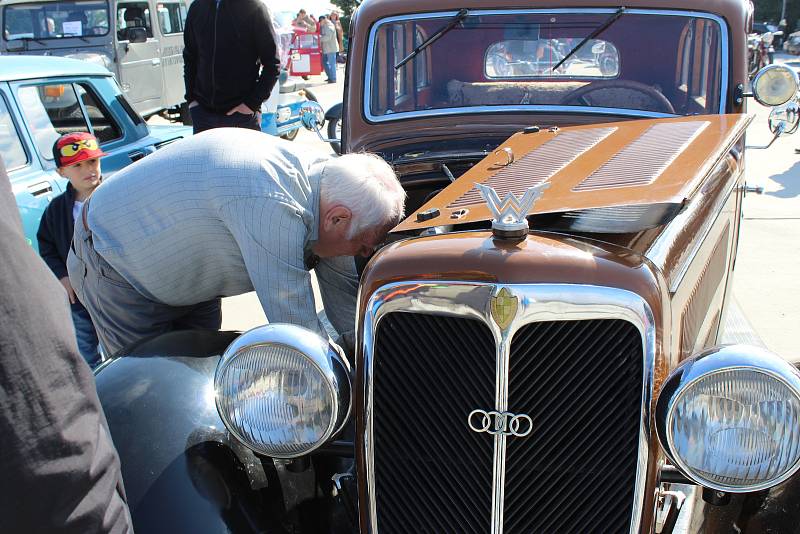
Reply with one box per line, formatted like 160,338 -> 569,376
394,114 -> 751,234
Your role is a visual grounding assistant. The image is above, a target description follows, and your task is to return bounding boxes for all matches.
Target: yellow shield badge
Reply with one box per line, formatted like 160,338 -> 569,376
490,287 -> 518,330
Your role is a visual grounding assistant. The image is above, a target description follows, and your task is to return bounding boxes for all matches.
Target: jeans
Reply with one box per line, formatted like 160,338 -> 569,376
323,52 -> 337,82
72,306 -> 100,367
189,104 -> 262,135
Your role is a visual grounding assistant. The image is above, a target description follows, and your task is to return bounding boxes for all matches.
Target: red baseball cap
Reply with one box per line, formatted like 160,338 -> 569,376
53,132 -> 107,167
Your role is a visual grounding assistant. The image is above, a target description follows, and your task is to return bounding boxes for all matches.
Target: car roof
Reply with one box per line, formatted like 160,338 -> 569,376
0,56 -> 112,82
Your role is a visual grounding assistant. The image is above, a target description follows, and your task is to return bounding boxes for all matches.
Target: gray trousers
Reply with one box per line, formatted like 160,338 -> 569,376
67,218 -> 222,356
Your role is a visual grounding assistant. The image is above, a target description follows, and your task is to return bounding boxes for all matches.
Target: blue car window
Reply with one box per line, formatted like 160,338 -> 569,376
18,83 -> 90,160
75,83 -> 122,143
0,96 -> 28,171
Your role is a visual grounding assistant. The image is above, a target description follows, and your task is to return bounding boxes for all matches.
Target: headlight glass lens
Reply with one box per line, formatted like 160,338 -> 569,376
669,368 -> 800,490
216,343 -> 335,458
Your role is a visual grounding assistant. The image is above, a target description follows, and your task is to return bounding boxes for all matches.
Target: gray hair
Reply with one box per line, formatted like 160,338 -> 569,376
320,153 -> 406,239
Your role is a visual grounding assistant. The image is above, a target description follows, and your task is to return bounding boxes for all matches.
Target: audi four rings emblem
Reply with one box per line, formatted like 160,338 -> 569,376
468,409 -> 533,437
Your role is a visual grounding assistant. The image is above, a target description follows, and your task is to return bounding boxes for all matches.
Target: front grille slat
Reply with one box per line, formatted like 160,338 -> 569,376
373,313 -> 495,534
505,319 -> 642,533
371,313 -> 642,534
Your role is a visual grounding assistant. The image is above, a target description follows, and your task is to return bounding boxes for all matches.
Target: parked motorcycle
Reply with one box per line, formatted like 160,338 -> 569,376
748,31 -> 774,78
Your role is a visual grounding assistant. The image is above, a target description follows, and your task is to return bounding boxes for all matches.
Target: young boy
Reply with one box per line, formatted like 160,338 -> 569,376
37,132 -> 106,366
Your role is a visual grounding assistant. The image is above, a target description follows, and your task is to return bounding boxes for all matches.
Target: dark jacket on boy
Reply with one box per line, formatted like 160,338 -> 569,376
37,183 -> 85,312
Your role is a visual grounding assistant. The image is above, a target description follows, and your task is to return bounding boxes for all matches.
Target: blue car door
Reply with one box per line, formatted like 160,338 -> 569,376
1,82 -> 65,251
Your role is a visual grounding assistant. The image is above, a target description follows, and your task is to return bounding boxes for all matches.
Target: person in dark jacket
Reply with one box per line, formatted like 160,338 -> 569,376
0,155 -> 133,533
37,132 -> 104,366
183,0 -> 281,134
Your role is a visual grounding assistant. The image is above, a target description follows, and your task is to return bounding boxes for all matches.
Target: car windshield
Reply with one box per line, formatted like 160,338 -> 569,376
3,0 -> 110,40
367,9 -> 725,121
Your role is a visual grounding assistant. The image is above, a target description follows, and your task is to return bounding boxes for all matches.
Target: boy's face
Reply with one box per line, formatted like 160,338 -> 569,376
57,157 -> 101,195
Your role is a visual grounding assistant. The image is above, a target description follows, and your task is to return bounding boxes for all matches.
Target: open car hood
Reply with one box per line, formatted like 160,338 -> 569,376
394,114 -> 752,234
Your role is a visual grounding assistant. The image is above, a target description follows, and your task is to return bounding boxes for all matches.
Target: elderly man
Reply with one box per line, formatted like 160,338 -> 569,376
67,128 -> 405,356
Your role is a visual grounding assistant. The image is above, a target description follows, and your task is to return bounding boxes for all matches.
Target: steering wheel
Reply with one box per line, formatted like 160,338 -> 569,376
560,80 -> 676,114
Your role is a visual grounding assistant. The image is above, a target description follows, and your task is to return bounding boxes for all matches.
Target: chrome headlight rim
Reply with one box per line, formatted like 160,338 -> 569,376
752,64 -> 800,107
214,324 -> 351,459
657,345 -> 800,493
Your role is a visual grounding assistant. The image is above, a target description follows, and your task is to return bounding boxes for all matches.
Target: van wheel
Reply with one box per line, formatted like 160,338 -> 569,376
179,103 -> 193,126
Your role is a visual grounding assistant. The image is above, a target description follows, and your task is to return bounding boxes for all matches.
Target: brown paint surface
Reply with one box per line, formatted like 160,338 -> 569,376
394,115 -> 751,232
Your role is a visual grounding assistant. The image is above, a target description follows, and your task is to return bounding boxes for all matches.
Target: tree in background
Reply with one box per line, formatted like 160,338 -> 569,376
754,0 -> 798,33
331,0 -> 358,17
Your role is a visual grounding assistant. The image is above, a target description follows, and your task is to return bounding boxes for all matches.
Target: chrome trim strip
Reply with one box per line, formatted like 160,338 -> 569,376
363,9 -> 729,123
646,155 -> 740,293
361,282 -> 657,534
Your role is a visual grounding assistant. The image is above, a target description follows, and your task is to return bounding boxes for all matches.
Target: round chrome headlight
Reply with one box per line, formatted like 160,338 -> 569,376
215,324 -> 351,458
752,64 -> 799,107
656,345 -> 800,492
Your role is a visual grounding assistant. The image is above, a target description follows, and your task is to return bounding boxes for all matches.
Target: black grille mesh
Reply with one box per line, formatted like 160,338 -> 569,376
371,314 -> 643,534
373,312 -> 495,533
504,319 -> 642,533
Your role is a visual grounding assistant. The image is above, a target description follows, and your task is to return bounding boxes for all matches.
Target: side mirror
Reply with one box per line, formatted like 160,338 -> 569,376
751,64 -> 799,107
768,102 -> 800,135
127,26 -> 147,44
299,101 -> 325,130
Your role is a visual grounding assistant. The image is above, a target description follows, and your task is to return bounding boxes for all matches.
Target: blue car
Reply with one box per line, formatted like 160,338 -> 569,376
1,55 -> 192,251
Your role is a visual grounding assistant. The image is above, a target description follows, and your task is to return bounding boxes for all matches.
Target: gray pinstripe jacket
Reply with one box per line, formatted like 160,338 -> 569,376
86,128 -> 357,340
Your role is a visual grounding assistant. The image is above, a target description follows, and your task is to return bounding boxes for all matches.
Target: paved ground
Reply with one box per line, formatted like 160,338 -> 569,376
162,58 -> 800,363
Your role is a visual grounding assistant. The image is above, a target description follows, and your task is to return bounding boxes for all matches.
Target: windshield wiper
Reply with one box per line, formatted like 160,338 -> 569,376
21,36 -> 47,46
395,8 -> 469,69
552,6 -> 625,72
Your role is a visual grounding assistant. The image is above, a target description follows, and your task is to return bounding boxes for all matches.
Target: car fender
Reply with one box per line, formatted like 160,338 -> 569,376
95,330 -> 282,533
324,102 -> 342,122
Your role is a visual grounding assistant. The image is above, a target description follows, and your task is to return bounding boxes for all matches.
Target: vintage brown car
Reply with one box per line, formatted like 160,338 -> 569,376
96,0 -> 800,533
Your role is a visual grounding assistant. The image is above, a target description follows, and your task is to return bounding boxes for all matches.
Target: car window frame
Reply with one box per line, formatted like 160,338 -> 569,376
0,90 -> 31,172
363,8 -> 730,124
156,0 -> 187,35
13,77 -> 125,165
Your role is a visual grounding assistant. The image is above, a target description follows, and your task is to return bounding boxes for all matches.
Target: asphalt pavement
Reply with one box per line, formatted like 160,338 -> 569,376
161,59 -> 800,363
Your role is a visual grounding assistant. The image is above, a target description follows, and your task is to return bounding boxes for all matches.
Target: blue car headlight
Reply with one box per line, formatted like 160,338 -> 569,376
656,345 -> 800,492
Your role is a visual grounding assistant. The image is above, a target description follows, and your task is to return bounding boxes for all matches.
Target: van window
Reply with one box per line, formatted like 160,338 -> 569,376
17,82 -> 121,159
117,2 -> 153,39
157,2 -> 186,34
3,0 -> 110,40
0,96 -> 28,171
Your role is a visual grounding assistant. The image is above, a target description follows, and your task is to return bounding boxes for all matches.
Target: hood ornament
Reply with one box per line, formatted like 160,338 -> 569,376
475,182 -> 550,239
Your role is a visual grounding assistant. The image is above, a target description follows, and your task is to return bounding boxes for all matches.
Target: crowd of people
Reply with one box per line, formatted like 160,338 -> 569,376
1,1 -> 398,531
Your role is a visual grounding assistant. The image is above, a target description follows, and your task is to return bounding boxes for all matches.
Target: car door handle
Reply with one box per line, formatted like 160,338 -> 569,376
27,181 -> 53,197
128,150 -> 147,162
151,58 -> 161,66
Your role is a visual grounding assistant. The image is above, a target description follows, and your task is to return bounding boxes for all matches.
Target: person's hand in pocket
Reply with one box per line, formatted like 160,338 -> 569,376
226,103 -> 255,116
59,276 -> 77,305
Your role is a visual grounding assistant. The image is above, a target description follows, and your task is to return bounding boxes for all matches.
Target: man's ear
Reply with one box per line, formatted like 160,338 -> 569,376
323,205 -> 352,232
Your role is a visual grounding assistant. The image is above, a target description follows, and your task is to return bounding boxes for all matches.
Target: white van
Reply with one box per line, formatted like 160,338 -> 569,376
2,0 -> 190,120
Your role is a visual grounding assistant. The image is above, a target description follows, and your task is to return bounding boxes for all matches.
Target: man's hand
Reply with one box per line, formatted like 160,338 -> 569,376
226,103 -> 255,116
59,276 -> 76,305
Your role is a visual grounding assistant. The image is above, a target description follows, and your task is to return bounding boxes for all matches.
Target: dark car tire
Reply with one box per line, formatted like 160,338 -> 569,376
327,116 -> 341,155
280,127 -> 300,142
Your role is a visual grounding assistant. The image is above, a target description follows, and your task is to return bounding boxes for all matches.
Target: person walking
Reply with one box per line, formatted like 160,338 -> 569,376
329,11 -> 344,60
67,128 -> 406,357
319,15 -> 339,83
183,0 -> 281,134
